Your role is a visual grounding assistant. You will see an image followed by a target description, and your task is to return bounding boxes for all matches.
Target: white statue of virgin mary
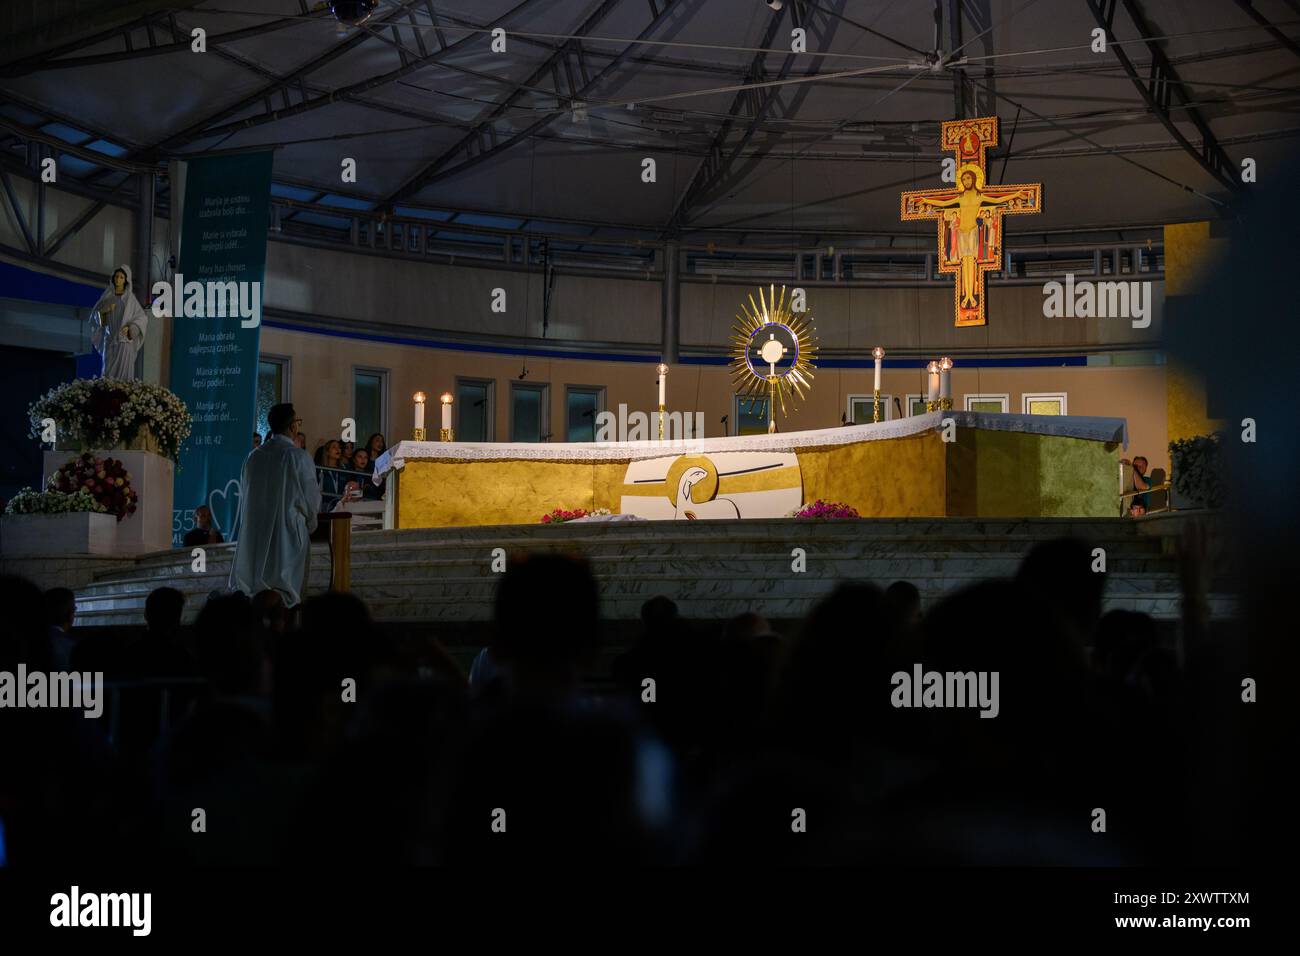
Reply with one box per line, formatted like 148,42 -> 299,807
89,264 -> 149,380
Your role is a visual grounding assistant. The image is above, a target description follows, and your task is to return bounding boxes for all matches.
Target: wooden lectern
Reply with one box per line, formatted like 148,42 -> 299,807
310,511 -> 353,592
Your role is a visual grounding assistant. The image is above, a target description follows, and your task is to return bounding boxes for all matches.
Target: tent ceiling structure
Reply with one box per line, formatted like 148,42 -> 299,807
1,0 -> 1298,245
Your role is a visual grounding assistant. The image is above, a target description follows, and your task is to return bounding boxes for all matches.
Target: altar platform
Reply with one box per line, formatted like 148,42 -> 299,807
48,515 -> 1235,640
373,411 -> 1129,528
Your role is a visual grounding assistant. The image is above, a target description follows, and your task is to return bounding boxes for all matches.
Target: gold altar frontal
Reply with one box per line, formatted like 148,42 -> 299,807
375,413 -> 1126,528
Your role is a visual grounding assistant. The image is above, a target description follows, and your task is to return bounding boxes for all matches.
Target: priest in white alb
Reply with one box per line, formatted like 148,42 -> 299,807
230,403 -> 320,607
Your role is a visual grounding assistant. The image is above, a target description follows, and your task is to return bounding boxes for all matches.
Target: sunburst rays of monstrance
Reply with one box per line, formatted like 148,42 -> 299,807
729,284 -> 818,434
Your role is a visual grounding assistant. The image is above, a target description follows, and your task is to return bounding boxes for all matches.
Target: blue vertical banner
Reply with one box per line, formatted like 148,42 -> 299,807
168,152 -> 274,545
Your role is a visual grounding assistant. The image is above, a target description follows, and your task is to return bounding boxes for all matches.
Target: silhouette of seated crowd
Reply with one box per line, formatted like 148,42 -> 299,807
0,534 -> 1239,866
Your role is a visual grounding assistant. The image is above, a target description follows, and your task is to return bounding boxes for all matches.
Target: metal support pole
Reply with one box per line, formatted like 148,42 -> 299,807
134,171 -> 155,295
35,145 -> 45,255
661,240 -> 680,365
134,170 -> 156,382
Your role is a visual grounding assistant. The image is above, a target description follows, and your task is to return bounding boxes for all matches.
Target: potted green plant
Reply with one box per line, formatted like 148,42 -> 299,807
1168,434 -> 1225,510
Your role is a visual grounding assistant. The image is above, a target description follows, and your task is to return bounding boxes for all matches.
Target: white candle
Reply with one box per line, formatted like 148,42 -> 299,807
656,363 -> 668,407
927,362 -> 940,403
441,399 -> 452,430
413,393 -> 425,430
938,356 -> 953,402
658,373 -> 665,407
874,358 -> 882,391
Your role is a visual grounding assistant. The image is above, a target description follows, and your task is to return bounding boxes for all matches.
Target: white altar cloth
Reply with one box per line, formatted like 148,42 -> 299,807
373,411 -> 1127,480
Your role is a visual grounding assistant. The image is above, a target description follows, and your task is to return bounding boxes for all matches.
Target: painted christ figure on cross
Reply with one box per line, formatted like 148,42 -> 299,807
901,116 -> 1042,327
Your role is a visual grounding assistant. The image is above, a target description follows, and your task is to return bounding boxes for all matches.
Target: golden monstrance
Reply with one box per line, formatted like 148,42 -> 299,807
729,284 -> 818,434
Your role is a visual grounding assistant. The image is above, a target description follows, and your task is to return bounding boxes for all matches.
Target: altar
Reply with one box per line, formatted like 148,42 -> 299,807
372,411 -> 1127,529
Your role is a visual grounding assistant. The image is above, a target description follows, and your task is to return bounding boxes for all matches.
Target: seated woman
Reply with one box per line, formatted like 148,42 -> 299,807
315,439 -> 348,509
342,446 -> 384,502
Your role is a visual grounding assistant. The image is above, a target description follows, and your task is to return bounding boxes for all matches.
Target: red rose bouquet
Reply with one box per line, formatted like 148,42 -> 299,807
47,452 -> 138,521
541,508 -> 589,524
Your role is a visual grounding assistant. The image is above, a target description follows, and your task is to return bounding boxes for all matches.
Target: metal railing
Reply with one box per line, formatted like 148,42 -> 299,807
270,194 -> 1165,286
315,464 -> 382,508
1119,462 -> 1173,516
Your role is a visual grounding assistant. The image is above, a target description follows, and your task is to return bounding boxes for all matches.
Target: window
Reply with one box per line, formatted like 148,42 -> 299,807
734,394 -> 770,435
456,377 -> 494,441
353,367 -> 388,445
510,381 -> 550,442
255,356 -> 290,439
964,393 -> 1010,413
565,385 -> 605,442
904,394 -> 928,417
1022,392 -> 1068,415
847,394 -> 893,424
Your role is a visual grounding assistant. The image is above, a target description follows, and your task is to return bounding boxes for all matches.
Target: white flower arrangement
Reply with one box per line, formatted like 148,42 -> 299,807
5,487 -> 108,516
28,378 -> 193,461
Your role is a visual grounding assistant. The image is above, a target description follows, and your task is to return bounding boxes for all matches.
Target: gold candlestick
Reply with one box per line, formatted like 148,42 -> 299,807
939,397 -> 953,411
658,405 -> 665,441
439,427 -> 453,442
413,427 -> 427,441
872,388 -> 881,423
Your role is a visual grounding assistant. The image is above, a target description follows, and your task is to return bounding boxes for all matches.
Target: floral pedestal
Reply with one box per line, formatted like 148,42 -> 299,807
0,511 -> 119,556
43,449 -> 173,555
55,423 -> 163,456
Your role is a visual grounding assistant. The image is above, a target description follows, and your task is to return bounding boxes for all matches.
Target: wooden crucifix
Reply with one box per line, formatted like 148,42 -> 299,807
901,116 -> 1042,328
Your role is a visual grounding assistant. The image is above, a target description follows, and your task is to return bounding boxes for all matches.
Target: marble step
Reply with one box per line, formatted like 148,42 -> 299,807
367,529 -> 1157,553
114,519 -> 1150,560
76,557 -> 1186,599
65,518 -> 1205,627
73,589 -> 1235,628
356,517 -> 1145,540
81,546 -> 1174,588
344,555 -> 1173,579
87,531 -> 1165,576
360,594 -> 1238,624
73,566 -> 1217,620
351,538 -> 1164,562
